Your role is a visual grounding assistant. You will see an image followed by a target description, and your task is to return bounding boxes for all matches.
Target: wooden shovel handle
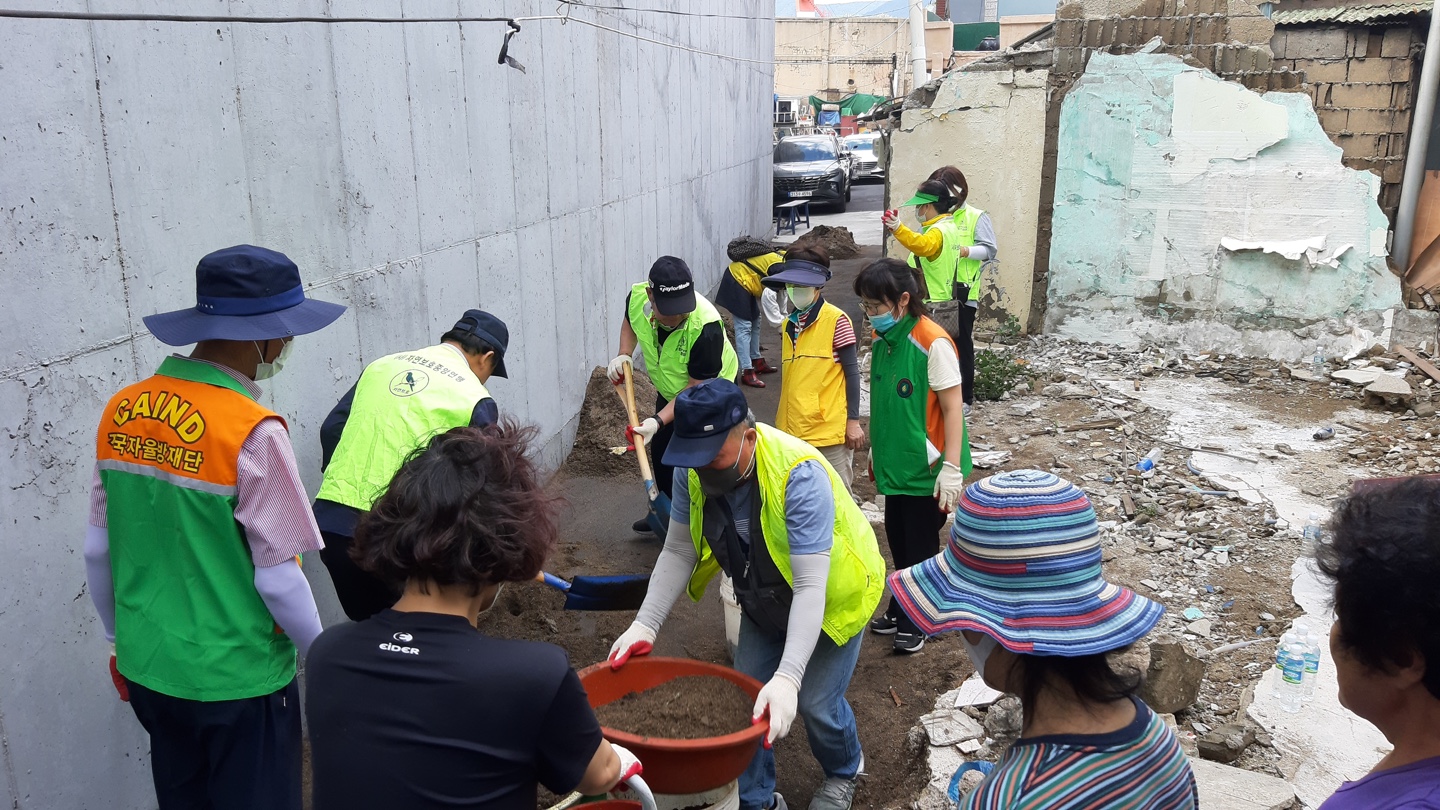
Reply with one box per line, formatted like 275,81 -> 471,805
616,359 -> 661,494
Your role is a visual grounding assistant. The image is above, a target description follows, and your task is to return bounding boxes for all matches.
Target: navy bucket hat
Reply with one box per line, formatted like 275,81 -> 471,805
142,245 -> 346,346
761,259 -> 832,290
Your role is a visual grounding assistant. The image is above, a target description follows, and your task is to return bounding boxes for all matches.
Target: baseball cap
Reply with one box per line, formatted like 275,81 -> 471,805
648,256 -> 697,317
450,309 -> 510,378
662,379 -> 750,468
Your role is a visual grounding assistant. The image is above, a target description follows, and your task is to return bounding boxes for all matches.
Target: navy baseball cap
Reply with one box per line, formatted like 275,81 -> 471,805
662,379 -> 750,468
648,256 -> 697,317
142,245 -> 346,346
450,309 -> 510,378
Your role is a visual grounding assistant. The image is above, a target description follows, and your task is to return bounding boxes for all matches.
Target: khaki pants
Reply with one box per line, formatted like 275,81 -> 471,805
816,443 -> 854,494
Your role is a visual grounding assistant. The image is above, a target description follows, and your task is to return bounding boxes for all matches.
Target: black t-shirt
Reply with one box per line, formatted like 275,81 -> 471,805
306,609 -> 603,810
624,291 -> 726,380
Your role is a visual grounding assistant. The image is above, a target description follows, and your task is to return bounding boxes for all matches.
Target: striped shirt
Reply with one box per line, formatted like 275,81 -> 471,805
960,698 -> 1197,810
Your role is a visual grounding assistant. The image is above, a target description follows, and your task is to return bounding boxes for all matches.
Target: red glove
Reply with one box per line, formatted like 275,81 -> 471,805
109,648 -> 130,702
611,743 -> 643,789
624,424 -> 637,451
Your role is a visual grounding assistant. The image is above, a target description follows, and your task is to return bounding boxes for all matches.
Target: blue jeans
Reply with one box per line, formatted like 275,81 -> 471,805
734,314 -> 764,370
734,616 -> 864,810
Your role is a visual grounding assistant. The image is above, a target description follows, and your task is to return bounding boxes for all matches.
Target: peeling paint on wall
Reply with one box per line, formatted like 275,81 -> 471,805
1046,52 -> 1402,360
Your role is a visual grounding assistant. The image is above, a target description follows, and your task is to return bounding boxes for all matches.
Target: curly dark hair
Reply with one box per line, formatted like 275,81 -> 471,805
1316,476 -> 1440,699
351,422 -> 561,593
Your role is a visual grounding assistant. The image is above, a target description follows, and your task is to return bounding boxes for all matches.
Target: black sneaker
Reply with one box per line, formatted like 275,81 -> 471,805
632,517 -> 656,535
869,616 -> 898,635
893,631 -> 926,653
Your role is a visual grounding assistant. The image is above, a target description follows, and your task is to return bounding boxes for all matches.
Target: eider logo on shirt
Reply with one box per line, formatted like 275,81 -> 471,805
379,642 -> 420,655
896,378 -> 914,398
393,632 -> 413,642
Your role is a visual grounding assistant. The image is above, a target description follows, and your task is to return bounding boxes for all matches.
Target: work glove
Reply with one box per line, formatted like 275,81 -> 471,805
607,355 -> 632,384
630,417 -> 661,447
881,209 -> 899,232
608,622 -> 657,670
610,743 -> 644,790
752,672 -> 800,748
933,461 -> 965,513
108,643 -> 129,702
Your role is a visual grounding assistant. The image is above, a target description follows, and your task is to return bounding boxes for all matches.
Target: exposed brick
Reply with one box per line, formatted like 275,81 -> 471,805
1240,73 -> 1271,92
1084,18 -> 1103,45
1386,133 -> 1409,158
1348,30 -> 1370,58
1226,0 -> 1264,16
1101,18 -> 1118,43
1136,0 -> 1165,16
1117,17 -> 1140,44
1350,107 -> 1401,134
1316,106 -> 1350,134
1341,134 -> 1384,160
1163,17 -> 1192,46
1392,56 -> 1414,81
1162,0 -> 1179,15
1269,29 -> 1287,56
1057,1 -> 1084,18
1332,82 -> 1393,109
1295,58 -> 1348,83
1384,159 -> 1405,184
1056,18 -> 1083,48
1383,25 -> 1413,57
1252,47 -> 1273,71
1189,16 -> 1216,44
1140,16 -> 1163,41
1393,82 -> 1413,108
1228,15 -> 1274,46
1280,27 -> 1349,60
1278,70 -> 1304,89
1055,47 -> 1089,74
1346,58 -> 1389,83
1217,45 -> 1240,73
1193,44 -> 1219,71
1366,30 -> 1385,58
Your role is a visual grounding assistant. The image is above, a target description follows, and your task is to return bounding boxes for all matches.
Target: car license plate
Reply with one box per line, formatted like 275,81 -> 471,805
789,190 -> 813,198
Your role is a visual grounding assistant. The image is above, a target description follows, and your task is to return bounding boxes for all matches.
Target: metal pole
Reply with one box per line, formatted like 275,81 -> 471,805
1394,11 -> 1440,272
909,0 -> 928,91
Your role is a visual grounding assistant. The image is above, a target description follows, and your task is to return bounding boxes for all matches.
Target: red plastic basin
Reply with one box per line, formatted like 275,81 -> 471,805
577,656 -> 768,795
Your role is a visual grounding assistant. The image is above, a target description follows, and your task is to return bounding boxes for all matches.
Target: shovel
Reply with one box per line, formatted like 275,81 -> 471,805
535,571 -> 651,611
614,358 -> 673,536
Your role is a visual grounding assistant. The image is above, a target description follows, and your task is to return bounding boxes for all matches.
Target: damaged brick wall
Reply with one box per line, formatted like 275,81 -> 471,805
1272,23 -> 1424,222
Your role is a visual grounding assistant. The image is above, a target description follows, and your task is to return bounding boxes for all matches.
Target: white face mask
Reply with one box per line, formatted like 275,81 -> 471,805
961,632 -> 1000,686
787,285 -> 817,310
254,339 -> 293,381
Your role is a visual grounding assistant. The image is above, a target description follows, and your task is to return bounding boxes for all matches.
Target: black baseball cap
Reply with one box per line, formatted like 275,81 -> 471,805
648,256 -> 697,317
450,309 -> 509,378
662,379 -> 750,468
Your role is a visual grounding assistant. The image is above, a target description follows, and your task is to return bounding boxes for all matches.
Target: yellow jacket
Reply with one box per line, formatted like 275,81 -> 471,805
727,252 -> 785,297
892,214 -> 951,260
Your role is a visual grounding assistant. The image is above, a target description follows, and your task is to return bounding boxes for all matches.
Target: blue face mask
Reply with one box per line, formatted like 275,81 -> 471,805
868,310 -> 898,333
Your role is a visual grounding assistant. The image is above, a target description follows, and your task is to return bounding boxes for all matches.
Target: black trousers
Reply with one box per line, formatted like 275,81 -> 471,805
957,303 -> 977,405
650,394 -> 676,498
320,530 -> 398,621
127,678 -> 302,810
883,494 -> 948,636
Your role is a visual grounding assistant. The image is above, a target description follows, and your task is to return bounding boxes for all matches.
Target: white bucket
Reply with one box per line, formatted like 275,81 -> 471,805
619,780 -> 739,810
719,575 -> 741,663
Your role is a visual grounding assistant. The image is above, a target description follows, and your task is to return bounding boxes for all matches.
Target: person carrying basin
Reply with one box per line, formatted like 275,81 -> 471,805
760,245 -> 865,493
608,379 -> 885,810
716,236 -> 785,388
607,256 -> 739,536
306,424 -> 643,810
889,469 -> 1196,809
314,308 -> 510,620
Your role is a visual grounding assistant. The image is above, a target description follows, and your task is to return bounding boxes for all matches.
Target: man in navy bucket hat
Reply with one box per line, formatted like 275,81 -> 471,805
84,245 -> 345,810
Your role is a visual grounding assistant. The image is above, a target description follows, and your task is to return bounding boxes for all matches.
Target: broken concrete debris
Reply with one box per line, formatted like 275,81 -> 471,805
1190,758 -> 1299,810
919,708 -> 986,747
1140,641 -> 1207,714
1198,723 -> 1259,764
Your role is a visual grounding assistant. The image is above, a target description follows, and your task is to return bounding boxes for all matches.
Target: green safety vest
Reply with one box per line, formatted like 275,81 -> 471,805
914,206 -> 985,303
683,423 -> 885,645
953,205 -> 985,301
317,344 -> 491,511
98,356 -> 297,701
627,282 -> 739,401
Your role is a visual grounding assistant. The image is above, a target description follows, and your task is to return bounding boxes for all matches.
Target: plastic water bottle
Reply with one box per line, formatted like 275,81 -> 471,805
1274,629 -> 1295,670
1302,512 -> 1323,557
1135,447 -> 1162,473
1312,345 -> 1326,376
1301,628 -> 1322,701
1279,640 -> 1306,713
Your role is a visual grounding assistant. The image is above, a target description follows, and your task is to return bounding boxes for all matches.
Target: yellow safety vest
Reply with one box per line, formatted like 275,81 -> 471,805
627,283 -> 739,401
953,205 -> 985,302
684,424 -> 885,645
777,302 -> 847,447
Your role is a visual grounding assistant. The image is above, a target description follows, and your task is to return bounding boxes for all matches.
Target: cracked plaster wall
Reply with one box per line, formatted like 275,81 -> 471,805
0,3 -> 773,807
885,65 -> 1050,326
1045,51 -> 1402,360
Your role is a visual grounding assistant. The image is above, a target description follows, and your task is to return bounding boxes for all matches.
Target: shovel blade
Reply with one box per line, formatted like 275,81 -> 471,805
563,574 -> 651,611
646,491 -> 673,537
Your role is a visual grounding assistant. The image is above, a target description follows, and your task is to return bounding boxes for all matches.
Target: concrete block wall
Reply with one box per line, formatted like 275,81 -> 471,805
0,2 -> 773,807
1271,23 -> 1424,221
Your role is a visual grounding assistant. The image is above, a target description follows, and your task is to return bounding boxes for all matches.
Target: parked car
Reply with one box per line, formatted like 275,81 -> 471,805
773,135 -> 852,212
842,133 -> 883,181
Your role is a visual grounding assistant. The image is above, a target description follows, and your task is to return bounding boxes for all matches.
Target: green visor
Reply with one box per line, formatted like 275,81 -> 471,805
900,192 -> 940,207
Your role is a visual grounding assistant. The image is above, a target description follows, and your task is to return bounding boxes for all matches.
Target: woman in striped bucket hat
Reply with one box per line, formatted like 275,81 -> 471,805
890,469 -> 1198,809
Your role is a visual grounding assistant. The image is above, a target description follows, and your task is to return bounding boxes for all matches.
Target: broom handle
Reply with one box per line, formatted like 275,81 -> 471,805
618,360 -> 661,499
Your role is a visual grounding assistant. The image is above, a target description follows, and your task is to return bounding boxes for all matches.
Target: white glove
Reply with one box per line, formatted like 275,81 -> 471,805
610,742 -> 643,790
608,622 -> 657,670
607,354 -> 632,384
933,461 -> 965,513
633,417 -> 661,447
752,673 -> 800,747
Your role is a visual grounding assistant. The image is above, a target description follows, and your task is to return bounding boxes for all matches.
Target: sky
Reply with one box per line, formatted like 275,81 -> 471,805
774,0 -> 1061,18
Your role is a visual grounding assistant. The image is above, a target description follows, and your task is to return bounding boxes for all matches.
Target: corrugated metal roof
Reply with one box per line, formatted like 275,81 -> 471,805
1273,0 -> 1431,24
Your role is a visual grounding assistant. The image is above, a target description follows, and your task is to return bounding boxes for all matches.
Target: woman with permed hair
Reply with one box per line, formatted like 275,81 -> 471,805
304,424 -> 642,810
1314,476 -> 1440,809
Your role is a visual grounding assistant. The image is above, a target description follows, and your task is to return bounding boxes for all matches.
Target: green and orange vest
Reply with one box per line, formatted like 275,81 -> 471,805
868,315 -> 972,496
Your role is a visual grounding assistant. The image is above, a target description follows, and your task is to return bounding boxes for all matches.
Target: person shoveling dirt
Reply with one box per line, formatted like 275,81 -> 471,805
789,225 -> 860,259
594,675 -> 754,739
565,365 -> 659,479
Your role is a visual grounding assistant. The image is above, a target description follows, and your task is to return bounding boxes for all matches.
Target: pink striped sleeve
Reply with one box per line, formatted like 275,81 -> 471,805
833,313 -> 857,351
89,464 -> 107,527
235,417 -> 325,567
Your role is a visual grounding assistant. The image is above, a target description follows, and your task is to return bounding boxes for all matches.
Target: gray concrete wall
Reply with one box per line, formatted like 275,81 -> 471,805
0,2 -> 773,807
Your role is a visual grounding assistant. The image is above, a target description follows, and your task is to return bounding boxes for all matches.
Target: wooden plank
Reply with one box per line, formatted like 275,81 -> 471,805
1394,345 -> 1440,384
1120,493 -> 1135,517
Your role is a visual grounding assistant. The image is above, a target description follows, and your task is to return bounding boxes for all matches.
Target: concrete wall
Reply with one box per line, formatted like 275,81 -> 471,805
1045,52 -> 1401,359
0,2 -> 773,807
1000,14 -> 1056,48
775,17 -> 953,97
885,63 -> 1050,328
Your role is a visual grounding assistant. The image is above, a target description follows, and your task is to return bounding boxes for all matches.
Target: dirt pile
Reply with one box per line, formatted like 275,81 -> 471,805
790,225 -> 860,259
595,675 -> 754,739
565,366 -> 658,478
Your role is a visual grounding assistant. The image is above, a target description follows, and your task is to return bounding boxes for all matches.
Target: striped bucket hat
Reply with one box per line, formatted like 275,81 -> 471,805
889,469 -> 1164,656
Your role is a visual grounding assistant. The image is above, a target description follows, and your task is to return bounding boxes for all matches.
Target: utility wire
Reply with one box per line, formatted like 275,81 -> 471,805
0,9 -> 526,24
557,0 -> 770,21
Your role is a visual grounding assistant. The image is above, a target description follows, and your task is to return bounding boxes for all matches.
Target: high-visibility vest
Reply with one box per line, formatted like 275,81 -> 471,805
868,315 -> 972,496
777,302 -> 847,447
915,216 -> 964,303
317,344 -> 490,511
97,356 -> 296,701
683,424 -> 885,645
626,282 -> 739,400
953,204 -> 985,302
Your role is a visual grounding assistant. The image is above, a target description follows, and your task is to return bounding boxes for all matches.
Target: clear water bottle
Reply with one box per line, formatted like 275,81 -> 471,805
1274,629 -> 1294,670
1312,345 -> 1326,376
1301,628 -> 1322,701
1135,447 -> 1162,473
1279,640 -> 1306,713
1302,512 -> 1323,557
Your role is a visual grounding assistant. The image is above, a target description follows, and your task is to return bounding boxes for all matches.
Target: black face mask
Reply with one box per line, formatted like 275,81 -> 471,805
695,433 -> 755,497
